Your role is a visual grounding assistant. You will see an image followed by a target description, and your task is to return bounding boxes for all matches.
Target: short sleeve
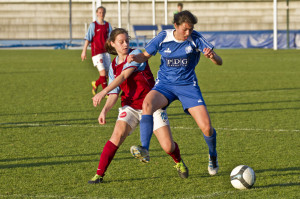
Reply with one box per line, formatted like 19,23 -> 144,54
144,31 -> 167,56
122,49 -> 147,72
107,64 -> 121,95
192,31 -> 214,54
108,22 -> 113,37
84,23 -> 95,41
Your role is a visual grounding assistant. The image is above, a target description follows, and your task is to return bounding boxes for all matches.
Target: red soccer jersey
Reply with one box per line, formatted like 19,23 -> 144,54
91,21 -> 109,56
111,50 -> 155,109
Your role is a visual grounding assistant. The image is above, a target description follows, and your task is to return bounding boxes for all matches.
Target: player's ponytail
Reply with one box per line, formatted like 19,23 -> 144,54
105,28 -> 130,55
105,37 -> 117,55
173,10 -> 198,26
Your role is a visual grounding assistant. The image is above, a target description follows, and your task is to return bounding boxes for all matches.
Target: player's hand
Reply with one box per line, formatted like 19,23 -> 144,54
98,111 -> 106,125
81,51 -> 87,61
204,48 -> 222,65
92,91 -> 106,107
203,48 -> 214,59
127,54 -> 135,63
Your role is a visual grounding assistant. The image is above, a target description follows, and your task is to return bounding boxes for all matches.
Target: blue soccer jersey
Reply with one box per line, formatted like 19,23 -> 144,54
145,29 -> 214,85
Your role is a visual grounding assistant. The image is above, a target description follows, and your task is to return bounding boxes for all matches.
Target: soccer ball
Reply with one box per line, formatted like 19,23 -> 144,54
230,165 -> 256,189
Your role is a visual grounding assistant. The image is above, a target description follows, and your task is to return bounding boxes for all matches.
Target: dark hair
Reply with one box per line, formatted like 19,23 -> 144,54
96,6 -> 106,14
105,28 -> 129,55
177,3 -> 183,8
173,10 -> 198,26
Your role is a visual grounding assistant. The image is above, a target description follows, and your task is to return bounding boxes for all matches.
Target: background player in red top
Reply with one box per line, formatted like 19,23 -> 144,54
87,28 -> 188,184
81,6 -> 112,95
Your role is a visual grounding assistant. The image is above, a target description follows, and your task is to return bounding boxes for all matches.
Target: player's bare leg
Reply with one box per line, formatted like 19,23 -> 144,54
131,91 -> 168,163
189,105 -> 219,175
154,125 -> 189,178
88,121 -> 131,184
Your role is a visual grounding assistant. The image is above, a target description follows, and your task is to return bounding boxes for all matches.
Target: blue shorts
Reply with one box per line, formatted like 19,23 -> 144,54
152,81 -> 206,114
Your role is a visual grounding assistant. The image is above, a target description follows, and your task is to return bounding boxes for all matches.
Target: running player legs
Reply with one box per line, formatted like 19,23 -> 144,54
188,105 -> 218,175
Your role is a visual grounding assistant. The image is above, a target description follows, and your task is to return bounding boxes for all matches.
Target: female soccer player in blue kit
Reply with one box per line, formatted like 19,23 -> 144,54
128,10 -> 223,176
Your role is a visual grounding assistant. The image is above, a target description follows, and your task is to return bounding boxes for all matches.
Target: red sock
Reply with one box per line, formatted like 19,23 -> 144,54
167,142 -> 182,163
96,140 -> 118,177
101,76 -> 107,89
95,76 -> 107,89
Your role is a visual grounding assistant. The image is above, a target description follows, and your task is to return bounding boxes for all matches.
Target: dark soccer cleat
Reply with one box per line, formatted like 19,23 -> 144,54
130,145 -> 150,163
208,155 -> 219,176
174,160 -> 189,179
88,174 -> 103,184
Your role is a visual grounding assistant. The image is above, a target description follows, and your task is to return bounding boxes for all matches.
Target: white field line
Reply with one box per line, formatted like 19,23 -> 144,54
1,122 -> 299,132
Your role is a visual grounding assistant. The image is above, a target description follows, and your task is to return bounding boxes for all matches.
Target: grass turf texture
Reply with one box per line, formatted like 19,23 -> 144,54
0,49 -> 299,198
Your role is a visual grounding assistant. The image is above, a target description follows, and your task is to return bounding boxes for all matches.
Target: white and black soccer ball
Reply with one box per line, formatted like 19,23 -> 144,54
230,165 -> 256,189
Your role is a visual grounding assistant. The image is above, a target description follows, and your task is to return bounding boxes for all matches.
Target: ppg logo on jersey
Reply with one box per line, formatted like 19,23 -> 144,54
166,58 -> 188,67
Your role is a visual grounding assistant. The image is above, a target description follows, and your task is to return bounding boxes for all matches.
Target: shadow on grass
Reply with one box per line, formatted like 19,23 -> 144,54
0,153 -> 99,162
207,99 -> 300,107
255,182 -> 300,189
0,151 -> 199,169
167,107 -> 300,119
254,167 -> 300,189
0,117 -> 117,129
211,107 -> 300,114
0,109 -> 96,117
116,148 -> 162,154
104,176 -> 162,183
0,159 -> 96,169
167,105 -> 300,120
202,87 -> 300,94
0,71 -> 43,75
255,167 -> 300,173
0,156 -> 167,169
111,150 -> 199,159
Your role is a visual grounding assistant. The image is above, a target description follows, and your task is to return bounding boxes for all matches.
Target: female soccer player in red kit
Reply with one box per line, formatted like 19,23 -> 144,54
81,6 -> 112,95
88,28 -> 188,184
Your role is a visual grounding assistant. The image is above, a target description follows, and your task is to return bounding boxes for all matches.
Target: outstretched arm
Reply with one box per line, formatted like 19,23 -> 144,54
92,67 -> 136,107
203,48 -> 223,65
127,51 -> 152,63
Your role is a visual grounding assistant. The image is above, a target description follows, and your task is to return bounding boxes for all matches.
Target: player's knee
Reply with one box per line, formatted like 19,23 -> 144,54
142,100 -> 154,114
202,125 -> 213,137
110,129 -> 127,146
99,69 -> 106,76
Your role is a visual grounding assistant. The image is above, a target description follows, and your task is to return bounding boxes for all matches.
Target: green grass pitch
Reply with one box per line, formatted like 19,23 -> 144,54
0,49 -> 299,198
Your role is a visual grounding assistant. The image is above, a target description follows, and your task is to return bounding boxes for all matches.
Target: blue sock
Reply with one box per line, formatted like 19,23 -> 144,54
140,115 -> 153,150
203,128 -> 217,157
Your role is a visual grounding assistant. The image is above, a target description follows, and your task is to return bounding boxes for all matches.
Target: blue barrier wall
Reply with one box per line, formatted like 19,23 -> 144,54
1,30 -> 299,49
0,40 -> 82,49
201,30 -> 300,49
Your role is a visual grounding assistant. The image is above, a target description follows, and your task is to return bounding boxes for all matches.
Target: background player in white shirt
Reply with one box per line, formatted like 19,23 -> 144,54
128,10 -> 222,176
